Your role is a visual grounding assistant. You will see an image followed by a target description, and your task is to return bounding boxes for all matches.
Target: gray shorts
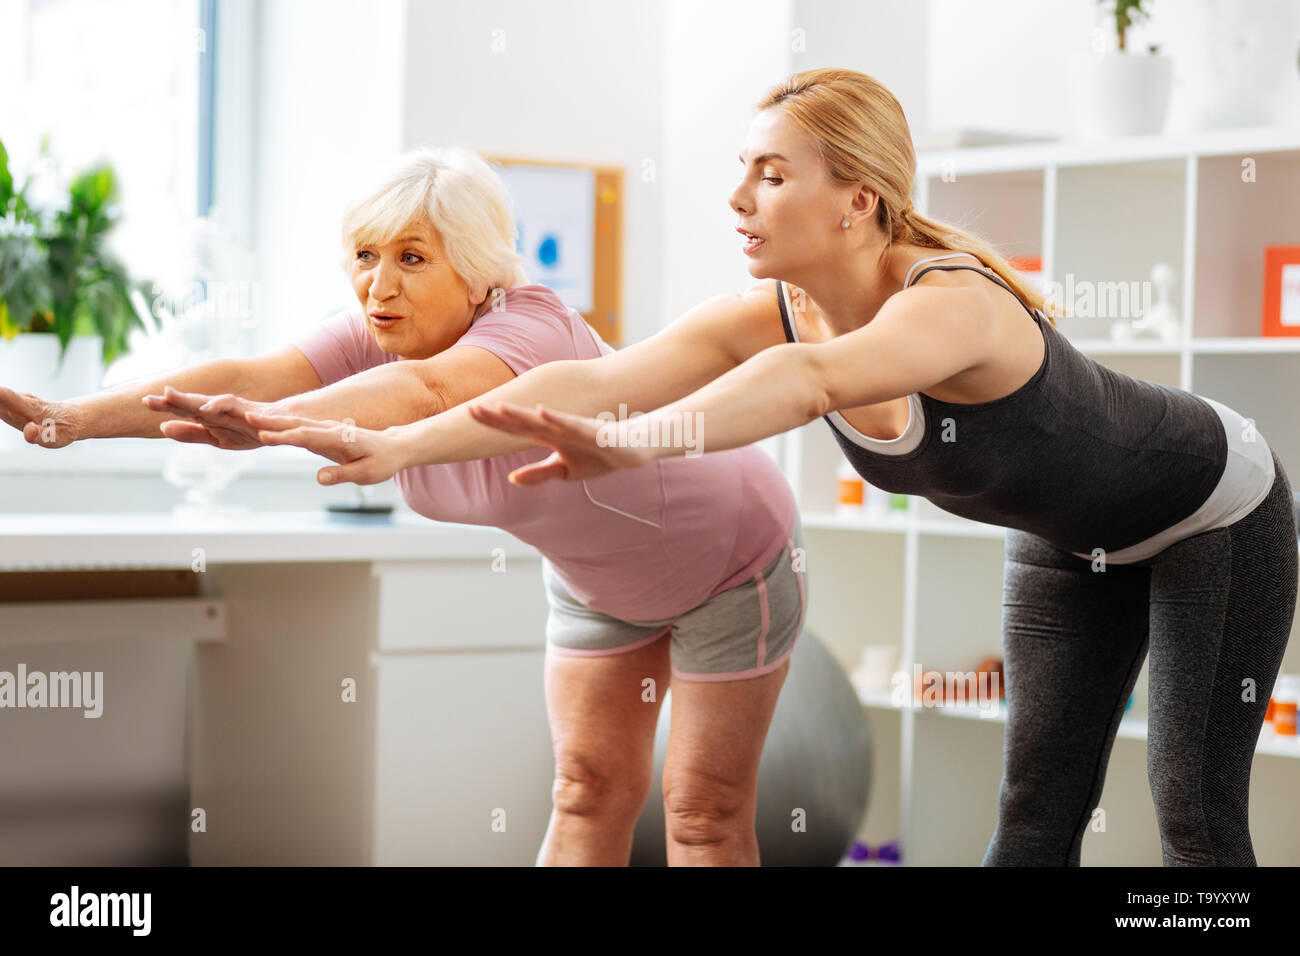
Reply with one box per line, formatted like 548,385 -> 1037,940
541,511 -> 807,682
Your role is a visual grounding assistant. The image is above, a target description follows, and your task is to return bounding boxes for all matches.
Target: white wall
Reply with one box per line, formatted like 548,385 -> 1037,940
401,0 -> 667,346
790,0 -> 931,137
659,0 -> 794,322
248,0 -> 408,350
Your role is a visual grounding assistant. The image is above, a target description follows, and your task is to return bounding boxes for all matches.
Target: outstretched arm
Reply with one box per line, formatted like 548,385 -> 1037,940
243,285 -> 785,482
0,345 -> 323,448
462,285 -> 998,485
146,342 -> 516,448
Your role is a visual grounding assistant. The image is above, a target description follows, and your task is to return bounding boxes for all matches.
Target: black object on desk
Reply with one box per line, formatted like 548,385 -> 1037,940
325,503 -> 395,523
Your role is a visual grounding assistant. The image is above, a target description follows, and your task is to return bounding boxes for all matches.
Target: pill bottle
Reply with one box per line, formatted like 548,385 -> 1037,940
836,459 -> 864,518
1272,676 -> 1298,736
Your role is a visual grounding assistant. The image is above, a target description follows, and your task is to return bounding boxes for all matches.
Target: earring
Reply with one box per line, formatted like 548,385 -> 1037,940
841,218 -> 851,228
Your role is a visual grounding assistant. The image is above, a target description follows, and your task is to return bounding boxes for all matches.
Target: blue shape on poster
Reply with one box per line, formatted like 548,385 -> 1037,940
537,234 -> 560,268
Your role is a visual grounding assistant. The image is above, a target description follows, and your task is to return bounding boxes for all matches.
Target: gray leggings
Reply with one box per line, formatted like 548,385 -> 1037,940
984,448 -> 1297,866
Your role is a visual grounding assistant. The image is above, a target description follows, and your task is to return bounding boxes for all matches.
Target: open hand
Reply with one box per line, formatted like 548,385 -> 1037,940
142,386 -> 282,450
244,409 -> 403,486
0,386 -> 84,448
466,401 -> 658,485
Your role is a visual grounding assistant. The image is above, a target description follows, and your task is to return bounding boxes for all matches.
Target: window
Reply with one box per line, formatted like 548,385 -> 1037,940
1,0 -> 205,289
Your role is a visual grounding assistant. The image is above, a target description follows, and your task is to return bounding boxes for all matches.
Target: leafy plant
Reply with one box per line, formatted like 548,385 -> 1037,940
0,135 -> 153,367
1098,0 -> 1153,52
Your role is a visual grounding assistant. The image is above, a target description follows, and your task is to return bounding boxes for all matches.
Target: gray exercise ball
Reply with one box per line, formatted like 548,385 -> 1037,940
629,630 -> 872,866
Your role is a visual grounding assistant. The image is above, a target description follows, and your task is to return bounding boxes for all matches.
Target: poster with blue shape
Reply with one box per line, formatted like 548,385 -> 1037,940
497,164 -> 595,313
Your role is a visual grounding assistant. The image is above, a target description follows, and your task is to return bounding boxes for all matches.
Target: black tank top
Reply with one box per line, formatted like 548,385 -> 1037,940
775,262 -> 1228,555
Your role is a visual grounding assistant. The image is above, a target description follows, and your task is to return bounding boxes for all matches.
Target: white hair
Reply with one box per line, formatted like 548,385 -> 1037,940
340,146 -> 528,297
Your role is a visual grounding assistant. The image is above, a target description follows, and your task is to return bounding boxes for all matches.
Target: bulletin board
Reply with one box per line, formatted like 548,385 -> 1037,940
486,156 -> 624,346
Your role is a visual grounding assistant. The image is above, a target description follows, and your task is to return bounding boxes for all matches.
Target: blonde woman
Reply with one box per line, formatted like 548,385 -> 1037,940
120,148 -> 804,867
238,70 -> 1295,867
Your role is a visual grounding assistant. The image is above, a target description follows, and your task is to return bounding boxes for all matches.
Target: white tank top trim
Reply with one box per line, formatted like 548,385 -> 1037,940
1069,395 -> 1275,564
779,277 -> 932,456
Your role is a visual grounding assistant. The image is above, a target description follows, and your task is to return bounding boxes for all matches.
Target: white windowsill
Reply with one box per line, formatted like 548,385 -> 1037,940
0,439 -> 323,477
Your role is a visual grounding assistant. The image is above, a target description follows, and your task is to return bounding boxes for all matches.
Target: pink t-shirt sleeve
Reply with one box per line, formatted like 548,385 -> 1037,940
453,294 -> 584,374
291,310 -> 388,386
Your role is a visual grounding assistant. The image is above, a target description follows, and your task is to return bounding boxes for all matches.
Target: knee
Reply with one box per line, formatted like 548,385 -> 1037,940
551,752 -> 651,820
662,766 -> 750,846
1146,762 -> 1242,865
986,782 -> 1081,866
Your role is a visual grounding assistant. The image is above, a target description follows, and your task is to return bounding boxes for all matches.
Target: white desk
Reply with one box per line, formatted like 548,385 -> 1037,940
0,511 -> 555,865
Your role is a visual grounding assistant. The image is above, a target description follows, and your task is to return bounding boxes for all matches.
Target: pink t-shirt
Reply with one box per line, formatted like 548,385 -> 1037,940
292,284 -> 796,621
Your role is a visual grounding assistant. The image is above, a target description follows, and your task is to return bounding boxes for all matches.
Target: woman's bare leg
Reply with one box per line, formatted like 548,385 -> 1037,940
661,658 -> 790,866
535,633 -> 673,865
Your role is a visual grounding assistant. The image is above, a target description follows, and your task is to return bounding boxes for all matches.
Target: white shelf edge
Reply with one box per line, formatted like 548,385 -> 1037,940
857,685 -> 1300,759
1069,336 -> 1300,356
916,124 -> 1300,177
1189,338 -> 1300,354
802,511 -> 911,533
804,510 -> 1006,539
0,441 -> 326,477
912,517 -> 1007,539
1071,339 -> 1186,355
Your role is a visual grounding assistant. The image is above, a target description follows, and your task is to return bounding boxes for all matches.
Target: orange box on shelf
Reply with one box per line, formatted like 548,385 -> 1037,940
1262,245 -> 1300,337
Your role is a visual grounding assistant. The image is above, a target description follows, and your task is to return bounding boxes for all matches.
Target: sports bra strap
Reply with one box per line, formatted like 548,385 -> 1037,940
908,263 -> 1042,323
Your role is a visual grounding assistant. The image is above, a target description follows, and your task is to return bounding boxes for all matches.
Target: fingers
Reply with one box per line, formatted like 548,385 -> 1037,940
21,419 -> 74,448
159,420 -> 221,445
0,387 -> 39,430
197,393 -> 241,414
489,402 -> 602,440
255,425 -> 323,448
156,386 -> 219,415
0,385 -> 35,405
316,461 -> 382,486
507,453 -> 572,486
243,410 -> 329,431
468,402 -> 581,442
256,425 -> 350,462
141,389 -> 223,421
467,403 -> 543,437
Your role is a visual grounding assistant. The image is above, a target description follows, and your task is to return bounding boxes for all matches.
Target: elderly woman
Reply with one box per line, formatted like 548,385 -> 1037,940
0,147 -> 805,867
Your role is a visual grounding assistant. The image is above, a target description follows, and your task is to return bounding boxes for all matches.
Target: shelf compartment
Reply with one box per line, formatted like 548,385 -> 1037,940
1052,159 -> 1187,342
921,168 -> 1043,267
802,526 -> 904,677
912,534 -> 1005,673
1190,352 -> 1299,474
1192,150 -> 1300,339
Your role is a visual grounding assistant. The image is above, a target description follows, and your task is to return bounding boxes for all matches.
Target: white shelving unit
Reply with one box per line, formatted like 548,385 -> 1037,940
779,125 -> 1300,866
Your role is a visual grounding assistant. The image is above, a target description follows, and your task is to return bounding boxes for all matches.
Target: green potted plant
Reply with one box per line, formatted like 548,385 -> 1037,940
0,135 -> 153,402
1070,0 -> 1173,141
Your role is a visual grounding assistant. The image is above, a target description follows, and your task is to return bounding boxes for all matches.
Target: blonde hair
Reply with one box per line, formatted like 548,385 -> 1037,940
340,147 -> 528,302
757,68 -> 1064,325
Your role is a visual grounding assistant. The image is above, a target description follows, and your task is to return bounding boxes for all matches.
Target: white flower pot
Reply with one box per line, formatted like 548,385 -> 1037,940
0,332 -> 104,399
1070,51 -> 1173,141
